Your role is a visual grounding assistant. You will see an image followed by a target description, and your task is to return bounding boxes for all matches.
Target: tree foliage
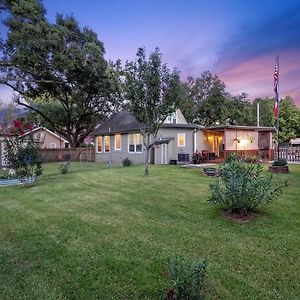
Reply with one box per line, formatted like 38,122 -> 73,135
0,0 -> 119,146
124,47 -> 181,175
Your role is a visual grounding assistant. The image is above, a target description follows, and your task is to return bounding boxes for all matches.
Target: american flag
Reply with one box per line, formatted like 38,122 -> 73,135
274,57 -> 279,118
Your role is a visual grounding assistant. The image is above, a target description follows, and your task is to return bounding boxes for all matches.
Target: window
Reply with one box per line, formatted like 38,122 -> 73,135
50,143 -> 57,149
115,134 -> 121,150
104,136 -> 110,152
177,133 -> 185,147
128,133 -> 143,153
97,136 -> 102,153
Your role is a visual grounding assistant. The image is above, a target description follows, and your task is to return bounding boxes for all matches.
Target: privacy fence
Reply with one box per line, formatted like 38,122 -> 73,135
38,147 -> 95,162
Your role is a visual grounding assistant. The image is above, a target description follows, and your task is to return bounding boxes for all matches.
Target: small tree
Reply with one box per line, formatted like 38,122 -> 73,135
4,120 -> 42,183
124,48 -> 181,175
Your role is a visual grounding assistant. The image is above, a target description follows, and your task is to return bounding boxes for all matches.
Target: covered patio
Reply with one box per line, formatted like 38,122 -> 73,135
202,125 -> 276,161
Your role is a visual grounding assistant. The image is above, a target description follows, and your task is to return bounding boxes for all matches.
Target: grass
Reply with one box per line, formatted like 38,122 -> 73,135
0,162 -> 300,299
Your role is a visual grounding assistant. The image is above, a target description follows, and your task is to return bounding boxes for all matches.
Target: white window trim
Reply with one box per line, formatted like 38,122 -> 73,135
104,135 -> 110,153
128,133 -> 143,153
96,136 -> 102,153
114,134 -> 121,151
50,143 -> 57,149
177,133 -> 186,147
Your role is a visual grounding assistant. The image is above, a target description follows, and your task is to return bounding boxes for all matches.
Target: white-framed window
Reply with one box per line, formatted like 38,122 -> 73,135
97,136 -> 102,153
50,143 -> 57,149
177,133 -> 186,147
104,136 -> 110,152
128,133 -> 143,153
115,134 -> 121,151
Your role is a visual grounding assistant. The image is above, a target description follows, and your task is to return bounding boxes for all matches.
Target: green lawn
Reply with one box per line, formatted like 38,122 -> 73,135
0,163 -> 299,299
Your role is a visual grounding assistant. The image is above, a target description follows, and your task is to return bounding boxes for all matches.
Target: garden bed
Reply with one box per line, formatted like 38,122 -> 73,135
0,177 -> 36,187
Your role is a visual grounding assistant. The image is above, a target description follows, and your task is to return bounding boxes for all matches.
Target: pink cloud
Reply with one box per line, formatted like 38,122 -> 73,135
218,50 -> 300,107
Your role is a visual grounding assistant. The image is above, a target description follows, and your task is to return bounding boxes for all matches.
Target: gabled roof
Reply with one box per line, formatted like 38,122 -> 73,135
21,127 -> 69,143
93,111 -> 202,136
93,111 -> 141,135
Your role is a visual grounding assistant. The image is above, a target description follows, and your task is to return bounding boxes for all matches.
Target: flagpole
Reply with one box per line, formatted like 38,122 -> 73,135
276,55 -> 280,160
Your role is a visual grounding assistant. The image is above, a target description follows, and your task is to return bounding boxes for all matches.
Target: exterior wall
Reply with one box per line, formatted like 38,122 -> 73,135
0,136 -> 5,168
31,129 -> 68,149
195,130 -> 206,152
154,128 -> 195,164
225,129 -> 259,151
95,132 -> 144,164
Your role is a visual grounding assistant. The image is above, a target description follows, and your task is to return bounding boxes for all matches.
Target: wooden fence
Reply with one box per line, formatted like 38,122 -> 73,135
276,147 -> 300,162
38,147 -> 95,162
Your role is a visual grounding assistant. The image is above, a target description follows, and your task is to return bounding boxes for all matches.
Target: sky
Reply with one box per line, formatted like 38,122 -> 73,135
1,0 -> 300,107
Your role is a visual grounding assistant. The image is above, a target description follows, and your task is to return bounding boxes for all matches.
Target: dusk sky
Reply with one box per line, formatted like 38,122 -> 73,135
1,0 -> 300,106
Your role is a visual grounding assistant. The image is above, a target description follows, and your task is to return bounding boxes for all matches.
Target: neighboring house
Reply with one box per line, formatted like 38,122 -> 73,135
21,127 -> 70,149
0,131 -> 6,168
290,137 -> 300,146
93,110 -> 276,164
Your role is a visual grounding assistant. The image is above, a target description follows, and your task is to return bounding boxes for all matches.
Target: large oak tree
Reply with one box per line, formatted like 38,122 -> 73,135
0,0 -> 119,146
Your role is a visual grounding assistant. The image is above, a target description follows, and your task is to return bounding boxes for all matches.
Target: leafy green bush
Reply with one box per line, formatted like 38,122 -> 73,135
167,257 -> 207,300
0,168 -> 17,180
244,155 -> 259,163
208,161 -> 286,215
4,136 -> 43,182
59,161 -> 70,174
272,158 -> 288,166
225,153 -> 240,163
122,157 -> 133,167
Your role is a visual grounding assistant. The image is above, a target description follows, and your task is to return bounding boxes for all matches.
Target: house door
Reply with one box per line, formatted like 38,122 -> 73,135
161,144 -> 168,164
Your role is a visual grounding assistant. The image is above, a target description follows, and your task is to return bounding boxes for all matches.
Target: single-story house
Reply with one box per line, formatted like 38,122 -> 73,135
21,127 -> 70,149
93,110 -> 276,164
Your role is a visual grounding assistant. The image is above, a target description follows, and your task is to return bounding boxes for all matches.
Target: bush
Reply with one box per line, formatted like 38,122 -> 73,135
225,153 -> 240,163
208,161 -> 286,215
59,161 -> 70,174
167,257 -> 207,300
4,136 -> 43,182
272,158 -> 288,166
192,151 -> 208,164
122,157 -> 133,167
244,155 -> 259,163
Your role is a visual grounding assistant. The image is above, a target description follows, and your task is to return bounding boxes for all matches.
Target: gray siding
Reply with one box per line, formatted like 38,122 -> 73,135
154,128 -> 195,164
95,133 -> 144,164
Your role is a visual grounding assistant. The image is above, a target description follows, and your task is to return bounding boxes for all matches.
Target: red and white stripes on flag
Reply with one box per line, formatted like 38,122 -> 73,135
274,57 -> 279,118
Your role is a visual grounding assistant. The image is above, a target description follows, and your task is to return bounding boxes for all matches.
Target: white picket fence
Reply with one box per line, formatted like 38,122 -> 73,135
276,147 -> 300,162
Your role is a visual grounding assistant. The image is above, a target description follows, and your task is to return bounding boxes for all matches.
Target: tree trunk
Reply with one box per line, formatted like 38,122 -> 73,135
144,133 -> 151,176
144,147 -> 150,176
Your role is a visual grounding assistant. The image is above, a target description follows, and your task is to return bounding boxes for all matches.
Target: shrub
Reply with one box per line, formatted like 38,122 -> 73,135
244,155 -> 259,163
59,161 -> 70,174
4,136 -> 43,182
0,168 -> 17,179
272,158 -> 288,166
208,161 -> 286,215
192,151 -> 208,164
225,153 -> 240,163
122,157 -> 133,167
167,257 -> 207,300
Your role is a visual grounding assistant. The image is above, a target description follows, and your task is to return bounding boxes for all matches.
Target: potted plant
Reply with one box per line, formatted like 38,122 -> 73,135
269,158 -> 289,174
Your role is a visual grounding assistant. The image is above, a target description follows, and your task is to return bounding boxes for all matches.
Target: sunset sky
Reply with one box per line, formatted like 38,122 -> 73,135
1,0 -> 300,106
